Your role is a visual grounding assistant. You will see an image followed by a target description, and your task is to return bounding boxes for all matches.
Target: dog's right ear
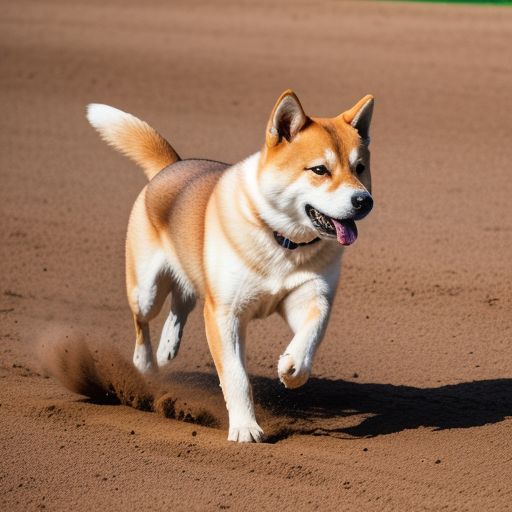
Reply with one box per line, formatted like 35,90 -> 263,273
266,90 -> 308,147
339,95 -> 374,145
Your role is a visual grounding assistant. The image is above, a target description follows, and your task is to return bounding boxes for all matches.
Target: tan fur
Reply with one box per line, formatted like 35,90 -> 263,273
340,94 -> 374,125
134,317 -> 146,346
125,188 -> 170,315
265,89 -> 307,147
305,303 -> 321,324
145,160 -> 228,292
203,299 -> 224,381
97,116 -> 180,180
261,117 -> 367,195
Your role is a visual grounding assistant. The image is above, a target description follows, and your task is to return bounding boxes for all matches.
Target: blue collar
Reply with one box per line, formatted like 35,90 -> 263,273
273,231 -> 321,250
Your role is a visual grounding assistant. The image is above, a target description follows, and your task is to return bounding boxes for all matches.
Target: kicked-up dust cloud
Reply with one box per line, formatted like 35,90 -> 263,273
37,330 -> 219,428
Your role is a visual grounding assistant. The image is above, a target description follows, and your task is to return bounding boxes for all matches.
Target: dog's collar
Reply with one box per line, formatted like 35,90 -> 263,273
273,231 -> 320,250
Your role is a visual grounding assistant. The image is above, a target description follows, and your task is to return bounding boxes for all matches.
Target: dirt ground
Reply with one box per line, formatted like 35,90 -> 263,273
1,0 -> 512,510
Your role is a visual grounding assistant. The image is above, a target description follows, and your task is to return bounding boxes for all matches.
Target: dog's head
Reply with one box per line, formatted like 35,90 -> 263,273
258,90 -> 374,246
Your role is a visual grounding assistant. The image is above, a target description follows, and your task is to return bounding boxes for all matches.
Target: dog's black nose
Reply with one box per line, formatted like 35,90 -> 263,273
351,192 -> 373,217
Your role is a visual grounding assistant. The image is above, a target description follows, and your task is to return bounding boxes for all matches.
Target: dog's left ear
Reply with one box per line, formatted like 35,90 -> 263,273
266,90 -> 308,147
339,95 -> 374,145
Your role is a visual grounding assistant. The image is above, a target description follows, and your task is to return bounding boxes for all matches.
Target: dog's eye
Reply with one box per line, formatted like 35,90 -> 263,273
307,165 -> 330,176
356,163 -> 366,175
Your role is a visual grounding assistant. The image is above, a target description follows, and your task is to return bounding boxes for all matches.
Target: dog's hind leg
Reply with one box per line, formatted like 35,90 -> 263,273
156,290 -> 196,366
132,316 -> 154,373
126,191 -> 172,373
127,248 -> 171,373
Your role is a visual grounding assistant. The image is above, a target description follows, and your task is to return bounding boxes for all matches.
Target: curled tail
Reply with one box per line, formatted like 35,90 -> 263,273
86,104 -> 180,180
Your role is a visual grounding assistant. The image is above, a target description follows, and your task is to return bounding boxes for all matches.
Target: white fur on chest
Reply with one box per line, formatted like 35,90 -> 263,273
204,228 -> 339,319
203,155 -> 342,318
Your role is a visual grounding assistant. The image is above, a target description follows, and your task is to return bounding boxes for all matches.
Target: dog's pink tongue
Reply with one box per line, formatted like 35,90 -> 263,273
332,219 -> 358,246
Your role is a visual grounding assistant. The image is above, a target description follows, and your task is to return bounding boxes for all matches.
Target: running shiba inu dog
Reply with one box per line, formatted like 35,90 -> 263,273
86,90 -> 374,442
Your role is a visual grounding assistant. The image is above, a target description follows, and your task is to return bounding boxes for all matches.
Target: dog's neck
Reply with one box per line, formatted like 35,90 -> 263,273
273,231 -> 320,250
238,152 -> 322,246
211,153 -> 341,274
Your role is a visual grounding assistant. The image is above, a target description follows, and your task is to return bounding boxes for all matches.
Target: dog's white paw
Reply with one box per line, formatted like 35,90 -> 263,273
133,344 -> 154,373
228,423 -> 264,443
156,317 -> 181,367
278,353 -> 310,389
156,337 -> 180,367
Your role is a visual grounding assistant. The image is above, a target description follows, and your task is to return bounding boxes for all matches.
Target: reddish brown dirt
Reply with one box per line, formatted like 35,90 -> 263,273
1,1 -> 512,510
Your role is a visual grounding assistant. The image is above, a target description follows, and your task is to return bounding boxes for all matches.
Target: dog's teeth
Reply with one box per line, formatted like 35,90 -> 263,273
308,207 -> 335,234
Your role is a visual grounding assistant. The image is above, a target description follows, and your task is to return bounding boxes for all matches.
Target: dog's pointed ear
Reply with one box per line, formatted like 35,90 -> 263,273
266,90 -> 308,147
339,95 -> 374,145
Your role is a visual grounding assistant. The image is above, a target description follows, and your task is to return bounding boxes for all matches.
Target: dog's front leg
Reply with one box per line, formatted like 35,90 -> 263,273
204,299 -> 263,443
278,281 -> 333,389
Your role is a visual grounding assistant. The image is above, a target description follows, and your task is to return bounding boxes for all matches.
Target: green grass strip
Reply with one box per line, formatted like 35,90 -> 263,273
396,0 -> 512,4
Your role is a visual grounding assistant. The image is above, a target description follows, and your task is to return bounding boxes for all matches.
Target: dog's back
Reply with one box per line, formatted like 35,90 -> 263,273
146,159 -> 230,291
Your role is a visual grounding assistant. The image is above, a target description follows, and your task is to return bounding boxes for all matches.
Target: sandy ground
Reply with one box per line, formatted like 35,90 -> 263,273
1,0 -> 512,510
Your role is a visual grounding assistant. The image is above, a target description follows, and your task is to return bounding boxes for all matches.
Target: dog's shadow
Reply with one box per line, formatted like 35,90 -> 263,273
170,371 -> 512,441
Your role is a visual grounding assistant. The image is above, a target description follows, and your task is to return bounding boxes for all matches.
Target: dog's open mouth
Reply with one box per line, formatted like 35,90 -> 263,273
305,205 -> 358,246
